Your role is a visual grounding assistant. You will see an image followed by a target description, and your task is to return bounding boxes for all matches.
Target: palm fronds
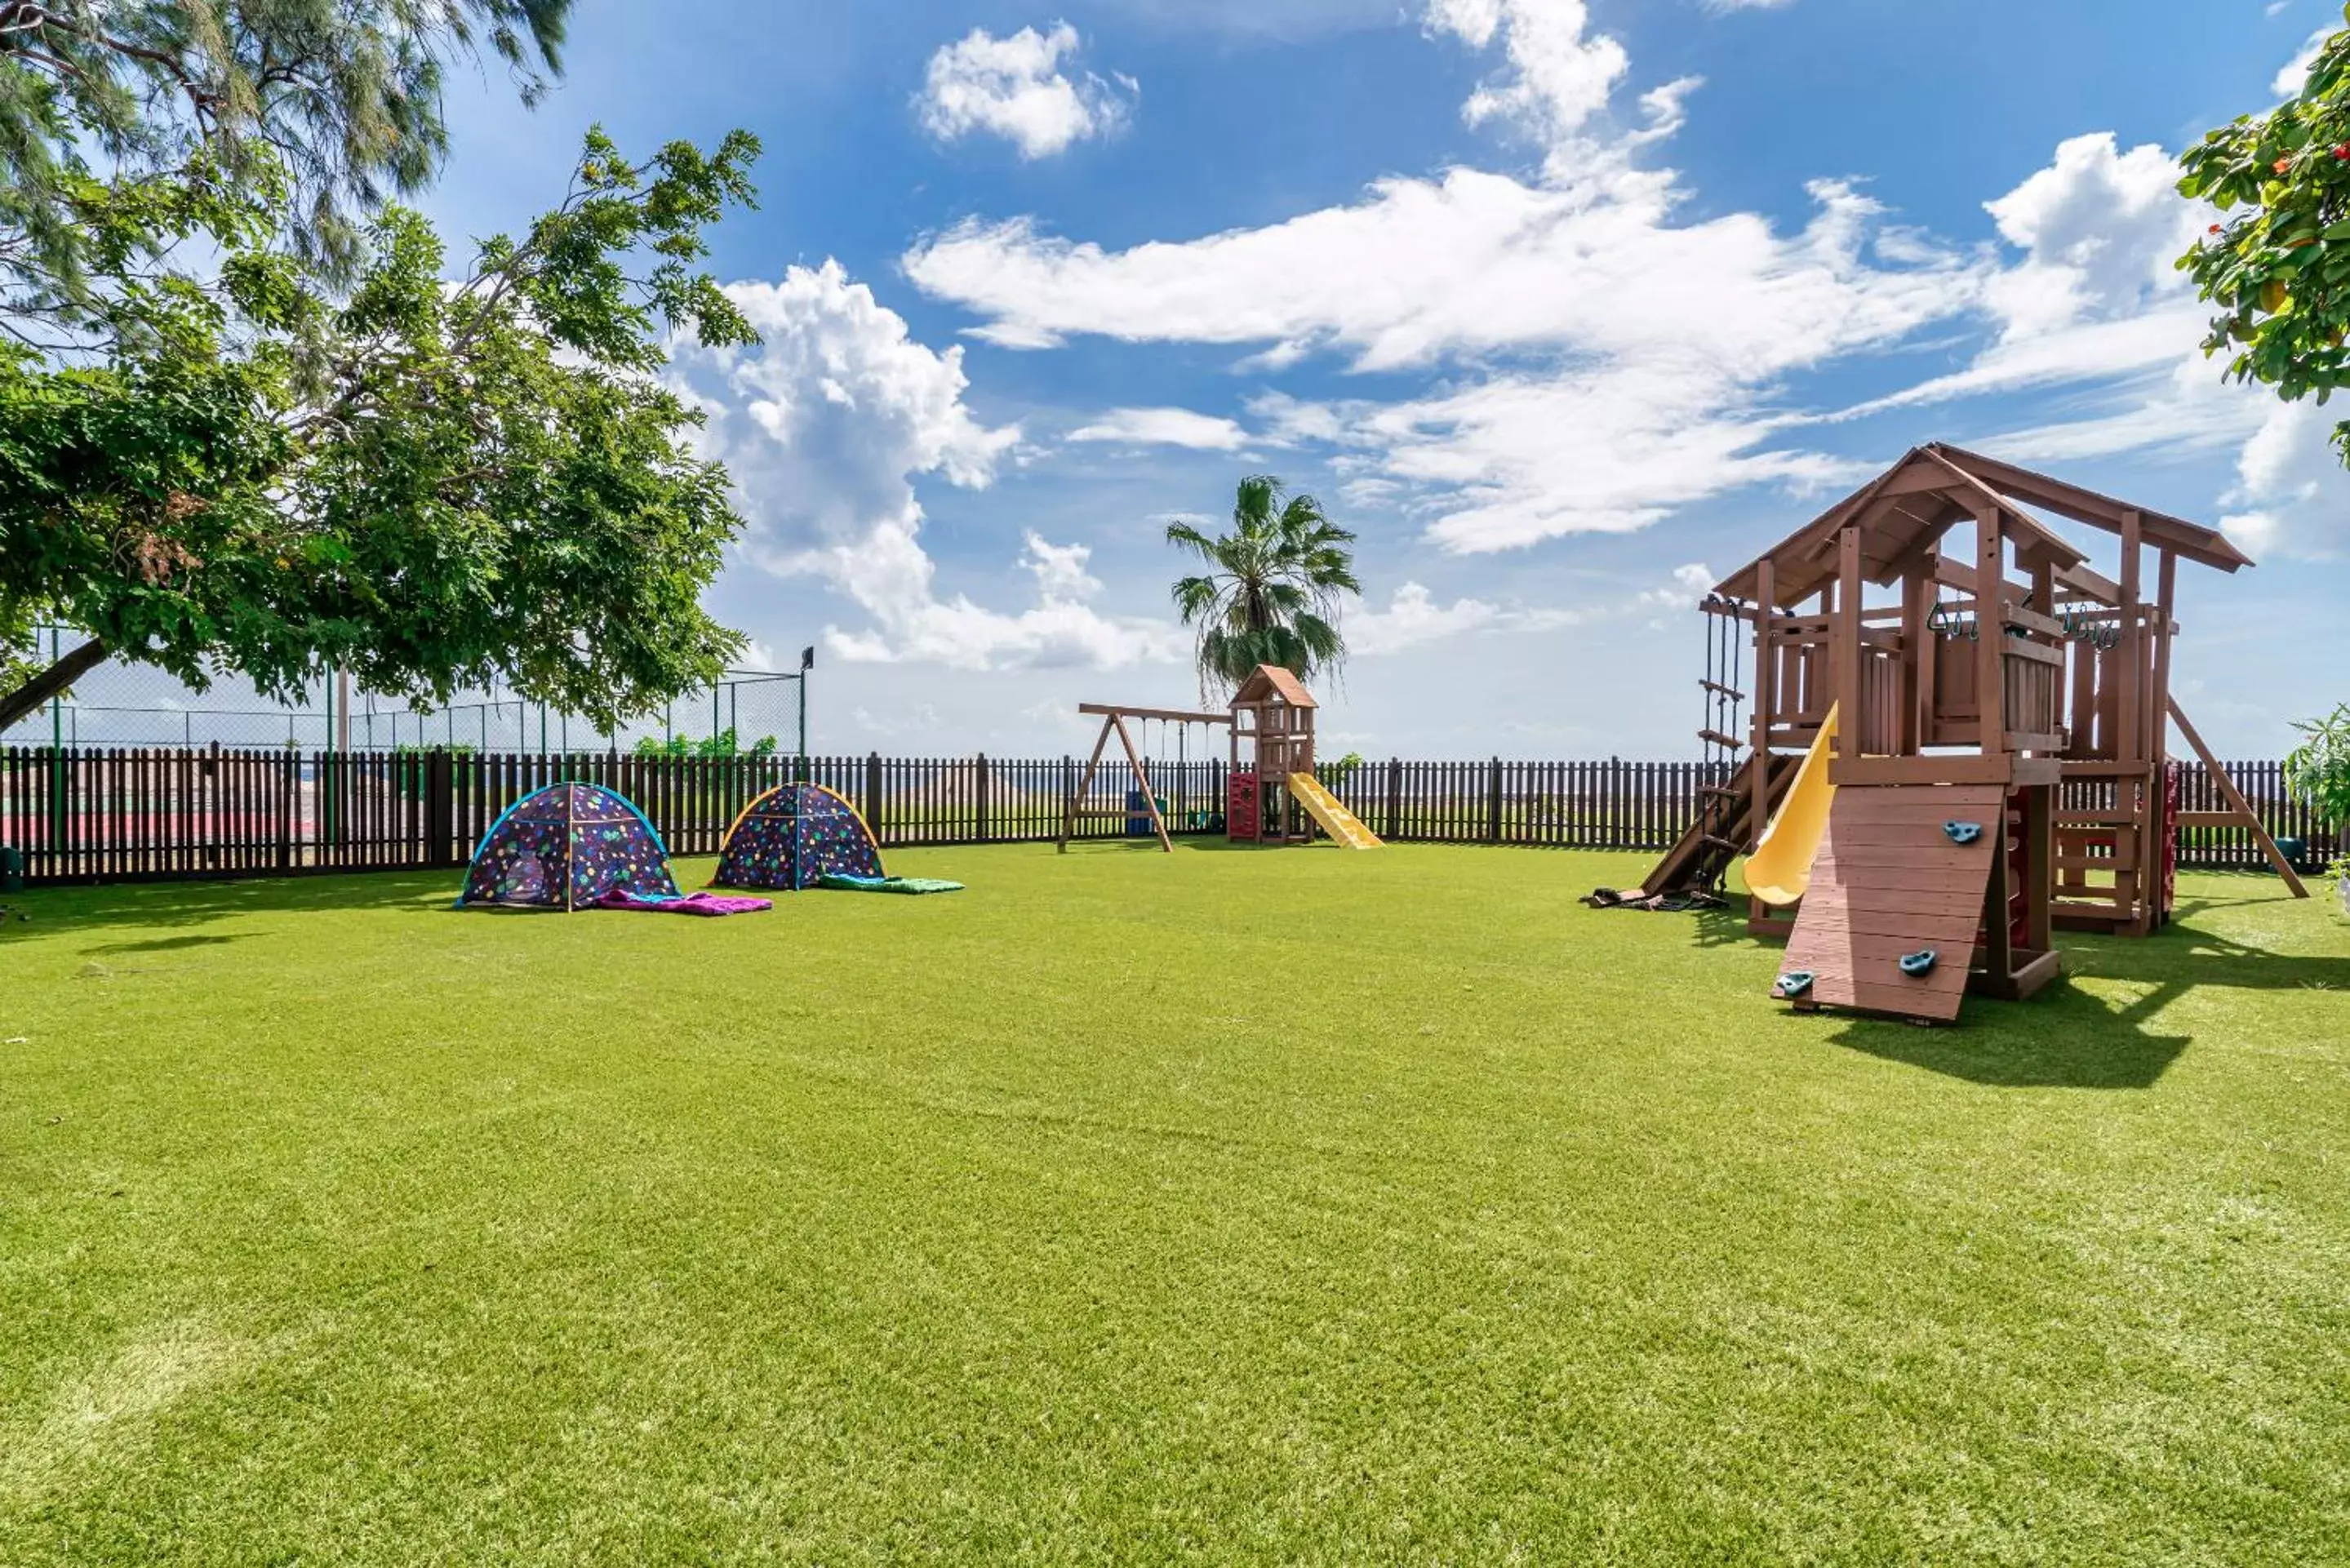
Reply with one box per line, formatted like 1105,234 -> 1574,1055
1165,475 -> 1357,697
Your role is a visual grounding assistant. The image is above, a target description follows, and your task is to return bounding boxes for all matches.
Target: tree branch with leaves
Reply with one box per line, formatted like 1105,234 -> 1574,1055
0,127 -> 763,734
2,0 -> 571,329
2179,7 -> 2350,460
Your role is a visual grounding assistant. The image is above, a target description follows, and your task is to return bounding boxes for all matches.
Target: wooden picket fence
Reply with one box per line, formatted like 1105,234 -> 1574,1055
0,745 -> 2334,889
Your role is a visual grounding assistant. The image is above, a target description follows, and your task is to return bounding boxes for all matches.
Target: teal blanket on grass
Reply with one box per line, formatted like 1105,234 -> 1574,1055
817,873 -> 965,895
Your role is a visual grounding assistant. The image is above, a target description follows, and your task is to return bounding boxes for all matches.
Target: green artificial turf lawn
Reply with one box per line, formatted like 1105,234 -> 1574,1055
2,843 -> 2348,1565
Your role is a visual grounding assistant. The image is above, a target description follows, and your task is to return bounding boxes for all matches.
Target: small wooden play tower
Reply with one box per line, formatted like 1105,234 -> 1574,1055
1059,664 -> 1380,852
1226,664 -> 1317,844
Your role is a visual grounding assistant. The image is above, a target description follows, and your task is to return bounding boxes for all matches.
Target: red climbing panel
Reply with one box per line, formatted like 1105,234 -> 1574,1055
1226,770 -> 1259,842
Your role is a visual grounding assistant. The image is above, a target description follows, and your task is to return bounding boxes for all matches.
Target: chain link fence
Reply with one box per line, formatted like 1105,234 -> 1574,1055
2,629 -> 807,755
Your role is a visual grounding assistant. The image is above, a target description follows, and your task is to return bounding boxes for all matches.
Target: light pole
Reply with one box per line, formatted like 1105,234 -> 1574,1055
797,646 -> 815,781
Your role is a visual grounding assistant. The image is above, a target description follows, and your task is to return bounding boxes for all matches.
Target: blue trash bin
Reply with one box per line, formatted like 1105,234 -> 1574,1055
1126,789 -> 1162,837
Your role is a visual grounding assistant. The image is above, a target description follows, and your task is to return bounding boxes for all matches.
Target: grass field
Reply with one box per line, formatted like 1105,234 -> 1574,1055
3,843 -> 2348,1564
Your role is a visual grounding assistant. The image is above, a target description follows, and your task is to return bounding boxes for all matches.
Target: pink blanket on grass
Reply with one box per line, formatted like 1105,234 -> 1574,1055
595,890 -> 773,917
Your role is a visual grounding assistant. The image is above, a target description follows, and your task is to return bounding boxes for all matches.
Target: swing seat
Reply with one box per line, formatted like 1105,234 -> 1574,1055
1898,949 -> 1938,978
1943,821 -> 1984,846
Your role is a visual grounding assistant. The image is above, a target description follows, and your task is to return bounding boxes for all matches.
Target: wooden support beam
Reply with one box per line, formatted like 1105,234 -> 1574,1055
2068,617 -> 2097,758
1111,714 -> 1175,853
1752,557 -> 1777,815
1900,563 -> 1928,753
1837,526 -> 1863,755
1058,716 -> 1118,852
2023,785 -> 2054,953
2056,559 -> 2125,605
2117,509 -> 2143,766
2152,549 -> 2177,773
1077,702 -> 1232,726
1926,445 -> 2254,572
1975,503 -> 2006,756
2168,698 -> 2309,898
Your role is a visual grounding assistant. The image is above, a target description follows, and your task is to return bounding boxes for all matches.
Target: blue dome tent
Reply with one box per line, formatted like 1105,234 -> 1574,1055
458,782 -> 678,911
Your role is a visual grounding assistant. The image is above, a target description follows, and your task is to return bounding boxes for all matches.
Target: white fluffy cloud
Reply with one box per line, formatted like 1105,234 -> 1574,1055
901,1 -> 1994,554
672,260 -> 1179,670
1980,132 -> 2201,342
917,24 -> 1135,159
1349,583 -> 1508,653
1067,406 -> 1250,450
909,169 -> 1961,375
2221,400 -> 2350,561
1640,563 -> 1717,611
908,148 -> 1970,550
1347,564 -> 1713,655
1871,118 -> 2343,553
1424,0 -> 1628,177
904,2 -> 2338,567
2275,27 -> 2331,97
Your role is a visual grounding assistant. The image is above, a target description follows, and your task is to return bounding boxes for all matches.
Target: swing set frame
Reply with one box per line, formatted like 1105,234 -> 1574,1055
1056,703 -> 1232,853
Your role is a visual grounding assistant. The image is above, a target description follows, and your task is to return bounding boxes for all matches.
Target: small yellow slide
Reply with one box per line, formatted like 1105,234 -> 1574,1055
1287,773 -> 1384,849
1744,703 -> 1838,906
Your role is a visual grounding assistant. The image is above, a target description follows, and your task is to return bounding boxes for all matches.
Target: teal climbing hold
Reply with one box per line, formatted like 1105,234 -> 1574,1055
1899,949 -> 1939,978
1944,820 -> 1984,846
1775,971 -> 1815,998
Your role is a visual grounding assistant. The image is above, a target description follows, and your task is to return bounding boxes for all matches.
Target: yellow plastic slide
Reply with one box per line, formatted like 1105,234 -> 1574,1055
1744,703 -> 1838,907
1287,773 -> 1384,849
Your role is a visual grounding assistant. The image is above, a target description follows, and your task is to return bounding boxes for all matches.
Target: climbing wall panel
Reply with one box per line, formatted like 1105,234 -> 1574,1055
1775,783 -> 2006,1024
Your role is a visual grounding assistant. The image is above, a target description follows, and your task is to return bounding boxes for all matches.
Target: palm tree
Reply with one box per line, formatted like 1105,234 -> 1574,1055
1167,474 -> 1361,696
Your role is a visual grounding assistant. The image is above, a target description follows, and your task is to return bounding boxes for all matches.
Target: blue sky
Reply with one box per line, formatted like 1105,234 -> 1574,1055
417,0 -> 2349,760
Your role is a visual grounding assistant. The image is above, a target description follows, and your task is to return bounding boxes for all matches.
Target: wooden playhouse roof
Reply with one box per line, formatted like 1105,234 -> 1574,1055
1713,444 -> 2254,607
1233,664 -> 1317,708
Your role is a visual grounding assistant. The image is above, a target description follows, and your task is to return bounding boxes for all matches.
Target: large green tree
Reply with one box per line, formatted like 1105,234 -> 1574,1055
3,0 -> 571,338
0,128 -> 762,733
0,0 -> 780,740
2178,8 -> 2350,459
1167,475 -> 1359,695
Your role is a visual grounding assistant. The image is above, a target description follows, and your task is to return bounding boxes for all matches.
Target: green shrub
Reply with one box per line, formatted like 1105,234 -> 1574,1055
2285,704 -> 2350,873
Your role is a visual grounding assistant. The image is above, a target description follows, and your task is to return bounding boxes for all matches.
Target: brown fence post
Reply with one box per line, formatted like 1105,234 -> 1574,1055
975,753 -> 991,844
425,748 -> 455,868
204,742 -> 222,869
1488,757 -> 1504,843
278,748 -> 293,873
864,751 -> 882,835
1386,757 -> 1402,842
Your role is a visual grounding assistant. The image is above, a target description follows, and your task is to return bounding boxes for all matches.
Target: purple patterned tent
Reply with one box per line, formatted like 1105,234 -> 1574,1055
711,783 -> 884,891
457,783 -> 679,911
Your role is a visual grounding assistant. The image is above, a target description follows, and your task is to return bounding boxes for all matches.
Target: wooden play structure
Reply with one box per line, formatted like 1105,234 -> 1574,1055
1634,443 -> 2304,1024
1058,664 -> 1382,852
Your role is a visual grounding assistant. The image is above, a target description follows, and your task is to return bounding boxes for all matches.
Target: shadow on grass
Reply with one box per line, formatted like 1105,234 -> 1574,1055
1691,901 -> 1755,949
1824,899 -> 2347,1089
1055,837 -> 1297,856
0,869 -> 462,942
1825,980 -> 2192,1090
79,932 -> 251,955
